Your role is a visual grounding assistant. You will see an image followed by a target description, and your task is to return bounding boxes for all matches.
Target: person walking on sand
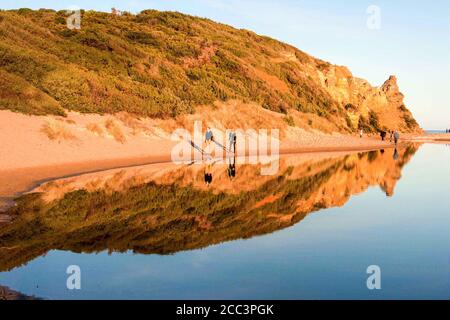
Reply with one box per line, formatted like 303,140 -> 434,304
205,127 -> 214,145
394,131 -> 400,145
360,129 -> 363,138
204,127 -> 214,156
228,131 -> 237,153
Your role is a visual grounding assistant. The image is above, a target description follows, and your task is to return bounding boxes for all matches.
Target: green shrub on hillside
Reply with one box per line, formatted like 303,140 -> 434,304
0,9 -> 345,118
284,115 -> 295,126
403,114 -> 418,129
345,114 -> 353,130
126,31 -> 160,46
369,110 -> 380,131
358,115 -> 371,132
0,8 -> 417,131
345,103 -> 357,112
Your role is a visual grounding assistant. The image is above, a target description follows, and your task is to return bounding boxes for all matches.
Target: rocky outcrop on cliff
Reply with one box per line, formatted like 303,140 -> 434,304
313,64 -> 421,133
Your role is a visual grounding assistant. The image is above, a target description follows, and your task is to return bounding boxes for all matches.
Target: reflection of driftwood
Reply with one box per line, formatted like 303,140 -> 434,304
0,286 -> 40,300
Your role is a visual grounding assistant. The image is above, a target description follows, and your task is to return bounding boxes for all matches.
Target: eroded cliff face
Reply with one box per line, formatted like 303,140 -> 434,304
314,64 -> 421,133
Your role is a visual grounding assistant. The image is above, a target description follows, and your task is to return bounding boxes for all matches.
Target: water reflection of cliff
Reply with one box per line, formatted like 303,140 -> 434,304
0,285 -> 40,300
0,145 -> 419,272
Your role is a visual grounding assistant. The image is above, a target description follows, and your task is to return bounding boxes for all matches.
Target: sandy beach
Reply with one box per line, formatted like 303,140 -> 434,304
0,109 -> 440,212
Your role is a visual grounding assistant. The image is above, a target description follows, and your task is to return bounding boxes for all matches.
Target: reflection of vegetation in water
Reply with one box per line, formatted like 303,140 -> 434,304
398,145 -> 418,168
0,163 -> 339,270
0,146 -> 419,272
367,150 -> 379,163
0,285 -> 41,300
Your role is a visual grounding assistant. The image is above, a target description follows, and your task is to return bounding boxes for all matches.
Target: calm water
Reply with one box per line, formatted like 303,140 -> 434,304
0,144 -> 449,299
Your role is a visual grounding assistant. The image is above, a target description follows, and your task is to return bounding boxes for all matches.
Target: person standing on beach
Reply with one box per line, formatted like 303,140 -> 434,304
205,127 -> 214,144
204,127 -> 214,156
394,131 -> 400,145
228,131 -> 237,153
360,129 -> 363,138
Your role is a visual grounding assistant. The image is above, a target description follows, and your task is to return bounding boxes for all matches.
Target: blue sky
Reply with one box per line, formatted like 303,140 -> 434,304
2,0 -> 449,129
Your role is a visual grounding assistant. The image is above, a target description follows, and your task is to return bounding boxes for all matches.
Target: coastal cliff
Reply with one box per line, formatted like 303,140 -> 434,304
0,9 -> 421,134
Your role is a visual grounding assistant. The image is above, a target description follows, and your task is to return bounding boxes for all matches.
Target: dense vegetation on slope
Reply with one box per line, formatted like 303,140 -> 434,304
0,9 -> 420,133
0,9 -> 342,118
